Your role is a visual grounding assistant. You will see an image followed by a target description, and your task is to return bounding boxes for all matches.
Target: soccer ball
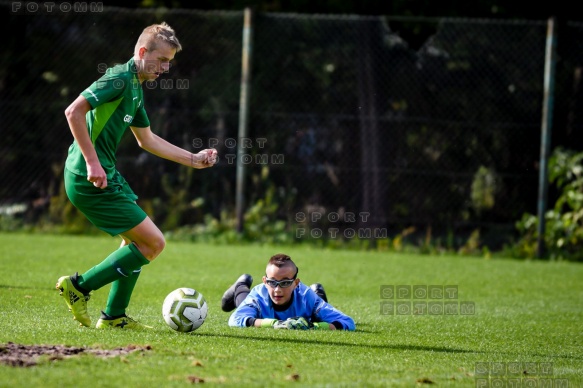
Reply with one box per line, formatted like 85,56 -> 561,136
162,288 -> 208,332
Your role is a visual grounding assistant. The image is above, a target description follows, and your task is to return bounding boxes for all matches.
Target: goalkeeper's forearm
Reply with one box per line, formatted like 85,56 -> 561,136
248,318 -> 337,329
249,318 -> 278,328
312,322 -> 336,330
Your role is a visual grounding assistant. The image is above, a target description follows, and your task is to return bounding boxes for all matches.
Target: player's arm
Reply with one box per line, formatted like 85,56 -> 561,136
307,291 -> 355,330
312,322 -> 336,330
312,303 -> 355,331
228,302 -> 264,328
130,126 -> 217,169
252,318 -> 279,327
64,95 -> 108,189
227,293 -> 282,328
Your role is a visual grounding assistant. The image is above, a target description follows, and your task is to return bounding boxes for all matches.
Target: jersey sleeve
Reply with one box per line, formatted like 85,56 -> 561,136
131,104 -> 150,128
80,72 -> 127,109
310,292 -> 356,331
228,290 -> 263,328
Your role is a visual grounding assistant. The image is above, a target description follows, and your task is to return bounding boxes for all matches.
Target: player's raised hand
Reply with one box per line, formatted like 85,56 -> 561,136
192,148 -> 218,169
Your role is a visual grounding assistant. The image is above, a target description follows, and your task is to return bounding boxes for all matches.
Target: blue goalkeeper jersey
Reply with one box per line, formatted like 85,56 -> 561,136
228,282 -> 356,331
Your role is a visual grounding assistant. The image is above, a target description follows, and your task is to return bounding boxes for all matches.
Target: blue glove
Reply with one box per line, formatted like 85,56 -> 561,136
273,317 -> 310,330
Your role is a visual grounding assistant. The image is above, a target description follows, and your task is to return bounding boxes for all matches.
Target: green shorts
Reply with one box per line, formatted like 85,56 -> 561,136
64,168 -> 148,236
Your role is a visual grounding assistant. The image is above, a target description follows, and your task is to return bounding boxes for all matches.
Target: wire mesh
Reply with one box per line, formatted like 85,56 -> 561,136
2,4 -> 581,248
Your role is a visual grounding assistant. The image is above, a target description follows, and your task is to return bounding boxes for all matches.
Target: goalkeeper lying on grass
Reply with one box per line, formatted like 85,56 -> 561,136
221,253 -> 355,330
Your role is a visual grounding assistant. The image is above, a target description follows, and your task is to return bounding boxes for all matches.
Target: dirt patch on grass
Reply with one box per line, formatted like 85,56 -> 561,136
0,342 -> 151,367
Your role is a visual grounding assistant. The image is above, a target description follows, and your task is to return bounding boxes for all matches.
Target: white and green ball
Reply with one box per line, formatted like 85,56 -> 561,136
162,288 -> 208,332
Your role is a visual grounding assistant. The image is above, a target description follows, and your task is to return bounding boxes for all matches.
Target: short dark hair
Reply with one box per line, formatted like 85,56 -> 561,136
268,254 -> 298,275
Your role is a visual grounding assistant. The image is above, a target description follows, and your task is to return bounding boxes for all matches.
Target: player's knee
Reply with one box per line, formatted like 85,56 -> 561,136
155,235 -> 166,255
136,235 -> 165,261
147,235 -> 166,260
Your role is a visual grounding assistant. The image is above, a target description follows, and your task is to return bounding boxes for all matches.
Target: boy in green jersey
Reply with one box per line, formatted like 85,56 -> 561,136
56,22 -> 218,329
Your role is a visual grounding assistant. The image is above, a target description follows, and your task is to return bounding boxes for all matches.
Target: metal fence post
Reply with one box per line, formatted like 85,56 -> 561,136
537,17 -> 558,258
236,7 -> 254,233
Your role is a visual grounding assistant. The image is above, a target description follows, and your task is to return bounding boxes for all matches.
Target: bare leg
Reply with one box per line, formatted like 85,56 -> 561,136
120,217 -> 166,260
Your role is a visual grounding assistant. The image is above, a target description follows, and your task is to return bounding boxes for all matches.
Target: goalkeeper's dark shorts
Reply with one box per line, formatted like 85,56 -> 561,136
64,168 -> 148,236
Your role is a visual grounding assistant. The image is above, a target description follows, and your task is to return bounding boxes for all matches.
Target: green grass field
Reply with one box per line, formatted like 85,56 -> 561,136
0,233 -> 581,387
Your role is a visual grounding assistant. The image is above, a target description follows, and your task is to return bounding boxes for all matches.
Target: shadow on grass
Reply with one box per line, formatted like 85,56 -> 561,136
192,331 -> 583,360
193,331 -> 473,354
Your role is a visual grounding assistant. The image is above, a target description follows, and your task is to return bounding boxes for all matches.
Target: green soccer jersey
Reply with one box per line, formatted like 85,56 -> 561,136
65,58 -> 150,179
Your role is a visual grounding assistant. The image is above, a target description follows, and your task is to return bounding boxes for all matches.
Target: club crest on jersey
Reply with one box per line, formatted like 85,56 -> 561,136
123,115 -> 134,123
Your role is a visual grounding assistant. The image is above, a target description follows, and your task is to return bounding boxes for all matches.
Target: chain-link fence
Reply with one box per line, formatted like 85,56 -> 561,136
2,3 -> 583,249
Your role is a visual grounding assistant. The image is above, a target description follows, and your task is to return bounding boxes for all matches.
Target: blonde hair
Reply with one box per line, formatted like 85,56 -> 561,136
134,22 -> 182,54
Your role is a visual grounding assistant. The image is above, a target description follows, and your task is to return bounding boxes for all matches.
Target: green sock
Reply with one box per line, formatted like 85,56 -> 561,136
78,243 -> 150,291
104,268 -> 142,317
